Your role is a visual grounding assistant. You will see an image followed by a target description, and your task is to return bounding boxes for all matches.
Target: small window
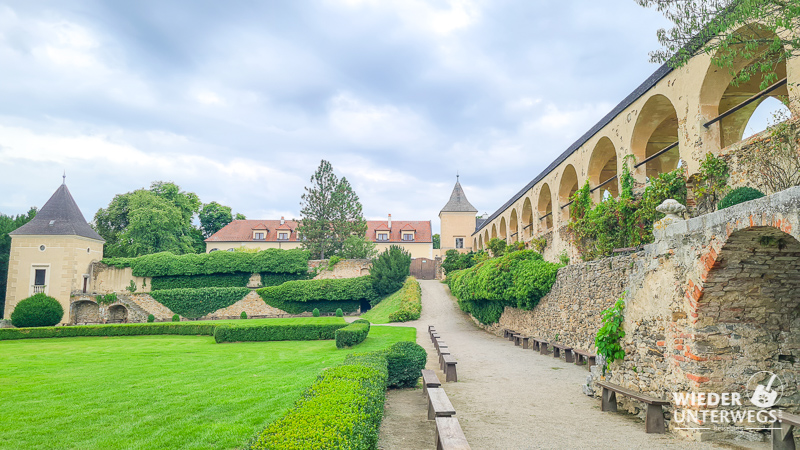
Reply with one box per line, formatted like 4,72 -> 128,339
402,233 -> 414,241
210,248 -> 219,252
227,248 -> 235,252
455,238 -> 464,249
34,269 -> 46,286
377,233 -> 389,241
254,232 -> 265,240
278,232 -> 289,240
87,247 -> 91,253
39,245 -> 46,252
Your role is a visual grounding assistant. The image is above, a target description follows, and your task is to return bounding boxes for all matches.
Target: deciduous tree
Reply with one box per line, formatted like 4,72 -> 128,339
0,208 -> 37,317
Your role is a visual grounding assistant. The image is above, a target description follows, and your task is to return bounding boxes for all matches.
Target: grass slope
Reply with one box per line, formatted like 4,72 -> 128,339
0,323 -> 414,450
360,293 -> 402,324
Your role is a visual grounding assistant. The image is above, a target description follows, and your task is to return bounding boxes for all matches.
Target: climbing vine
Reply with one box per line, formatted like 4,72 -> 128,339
693,153 -> 729,214
595,296 -> 626,372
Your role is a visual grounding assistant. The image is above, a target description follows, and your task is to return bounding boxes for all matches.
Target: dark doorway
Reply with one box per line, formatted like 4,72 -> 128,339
34,269 -> 46,286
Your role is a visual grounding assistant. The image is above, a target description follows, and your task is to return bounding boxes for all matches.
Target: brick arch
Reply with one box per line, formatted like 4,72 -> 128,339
108,304 -> 128,323
71,300 -> 100,325
491,223 -> 497,240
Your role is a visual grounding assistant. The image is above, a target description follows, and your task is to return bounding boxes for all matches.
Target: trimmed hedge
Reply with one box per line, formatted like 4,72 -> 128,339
150,272 -> 252,290
102,248 -> 310,277
10,294 -> 64,327
335,319 -> 370,349
260,298 -> 360,315
718,186 -> 765,210
257,276 -> 377,304
260,272 -> 310,287
214,322 -> 348,343
0,322 -> 216,340
250,351 -> 388,450
149,287 -> 250,319
387,277 -> 421,322
385,341 -> 427,388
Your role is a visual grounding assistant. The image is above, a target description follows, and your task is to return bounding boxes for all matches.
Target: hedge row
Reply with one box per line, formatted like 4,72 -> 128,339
335,319 -> 370,349
149,287 -> 250,319
447,250 -> 561,324
101,248 -> 310,277
150,272 -> 252,290
261,298 -> 360,315
0,322 -> 217,340
257,276 -> 377,304
214,322 -> 349,343
387,277 -> 422,323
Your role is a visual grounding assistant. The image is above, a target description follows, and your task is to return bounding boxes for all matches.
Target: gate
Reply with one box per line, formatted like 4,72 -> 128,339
409,258 -> 436,280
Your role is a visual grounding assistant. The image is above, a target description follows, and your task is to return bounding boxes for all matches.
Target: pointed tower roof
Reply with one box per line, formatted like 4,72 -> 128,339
10,183 -> 104,241
440,178 -> 478,213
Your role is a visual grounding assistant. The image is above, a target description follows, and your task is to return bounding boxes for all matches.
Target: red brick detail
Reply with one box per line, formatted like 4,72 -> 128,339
684,349 -> 708,361
686,373 -> 710,383
675,344 -> 685,350
656,341 -> 666,347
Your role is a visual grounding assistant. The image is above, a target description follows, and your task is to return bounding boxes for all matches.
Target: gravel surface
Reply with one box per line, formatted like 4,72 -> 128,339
377,280 -> 769,450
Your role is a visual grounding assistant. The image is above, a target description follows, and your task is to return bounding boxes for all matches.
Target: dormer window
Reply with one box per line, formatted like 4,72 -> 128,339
401,231 -> 415,241
254,232 -> 265,240
278,232 -> 289,240
377,232 -> 389,241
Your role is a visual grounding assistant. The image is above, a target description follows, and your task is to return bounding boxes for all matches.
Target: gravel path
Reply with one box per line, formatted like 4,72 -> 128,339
377,280 -> 769,450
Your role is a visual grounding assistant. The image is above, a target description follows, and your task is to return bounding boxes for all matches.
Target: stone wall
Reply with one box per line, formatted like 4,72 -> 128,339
309,259 -> 371,279
90,265 -> 151,295
199,290 -> 290,320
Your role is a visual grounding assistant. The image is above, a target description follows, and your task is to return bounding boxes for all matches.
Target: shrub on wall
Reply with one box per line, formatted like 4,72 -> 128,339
335,308 -> 344,317
149,287 -> 250,319
335,319 -> 370,349
257,276 -> 377,305
150,272 -> 253,290
172,314 -> 180,322
370,245 -> 411,297
10,294 -> 63,328
147,314 -> 155,323
387,277 -> 422,323
385,341 -> 427,388
312,308 -> 320,317
240,311 -> 247,319
717,186 -> 766,210
214,322 -> 348,343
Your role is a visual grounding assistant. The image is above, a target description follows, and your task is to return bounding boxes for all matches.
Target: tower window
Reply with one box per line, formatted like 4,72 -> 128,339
455,238 -> 464,249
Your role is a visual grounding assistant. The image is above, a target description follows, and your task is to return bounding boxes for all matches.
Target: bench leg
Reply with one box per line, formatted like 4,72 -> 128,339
565,349 -> 574,363
428,397 -> 435,420
588,356 -> 596,368
645,404 -> 666,434
772,421 -> 796,450
540,344 -> 548,355
514,337 -> 521,346
601,387 -> 617,412
523,339 -> 530,350
445,364 -> 457,382
553,347 -> 561,358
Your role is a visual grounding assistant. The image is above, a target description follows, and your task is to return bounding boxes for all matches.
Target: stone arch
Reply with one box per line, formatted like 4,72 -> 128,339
473,237 -> 478,251
478,234 -> 483,250
538,184 -> 553,231
557,164 -> 579,221
686,226 -> 800,404
509,209 -> 519,242
108,304 -> 128,323
587,136 -> 619,199
491,223 -> 497,240
631,94 -> 681,180
499,217 -> 508,241
71,300 -> 100,325
521,197 -> 533,239
699,23 -> 791,149
484,230 -> 490,247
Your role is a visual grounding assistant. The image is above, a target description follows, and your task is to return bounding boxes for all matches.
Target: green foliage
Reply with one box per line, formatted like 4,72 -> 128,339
456,299 -> 511,325
172,314 -> 180,322
125,280 -> 137,293
441,249 -> 488,275
530,237 -> 547,254
10,294 -> 63,328
694,153 -> 730,213
150,272 -> 252,290
739,112 -> 800,193
718,186 -> 766,210
595,296 -> 626,371
102,248 -> 310,277
0,322 -> 217,340
385,341 -> 427,388
335,308 -> 344,317
260,272 -> 311,287
312,308 -> 321,317
250,350 -> 388,449
150,287 -> 250,319
387,277 -> 422,322
147,314 -> 155,323
339,235 -> 377,259
95,293 -> 117,305
298,160 -> 367,259
0,207 -> 37,318
486,237 -> 507,257
326,255 -> 342,271
370,245 -> 412,297
198,201 -> 240,238
432,234 -> 440,249
507,241 -> 526,252
558,250 -> 570,266
335,319 -> 371,349
258,276 -> 377,305
240,311 -> 247,319
213,322 -> 348,343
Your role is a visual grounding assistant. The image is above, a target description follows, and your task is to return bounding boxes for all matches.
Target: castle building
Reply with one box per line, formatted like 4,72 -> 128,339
438,177 -> 479,255
4,182 -> 104,324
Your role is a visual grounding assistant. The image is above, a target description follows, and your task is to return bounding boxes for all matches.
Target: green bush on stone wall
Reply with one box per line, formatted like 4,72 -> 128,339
717,186 -> 766,210
335,319 -> 370,349
257,276 -> 377,304
10,294 -> 63,328
213,322 -> 348,343
150,272 -> 252,290
149,287 -> 250,319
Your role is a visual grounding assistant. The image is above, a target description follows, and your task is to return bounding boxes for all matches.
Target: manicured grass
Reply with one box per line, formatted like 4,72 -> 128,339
361,293 -> 401,324
0,324 -> 414,450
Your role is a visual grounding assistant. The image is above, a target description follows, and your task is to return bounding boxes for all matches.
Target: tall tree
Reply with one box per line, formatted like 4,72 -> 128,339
199,202 -> 234,238
637,0 -> 800,89
298,160 -> 367,259
0,208 -> 37,318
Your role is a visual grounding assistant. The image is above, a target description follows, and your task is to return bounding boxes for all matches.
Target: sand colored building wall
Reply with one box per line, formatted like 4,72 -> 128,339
4,234 -> 103,324
374,242 -> 432,259
439,211 -> 476,254
205,241 -> 302,252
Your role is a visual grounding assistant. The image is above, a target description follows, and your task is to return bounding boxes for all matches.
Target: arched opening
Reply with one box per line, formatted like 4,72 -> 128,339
473,237 -> 478,250
484,230 -> 490,248
509,209 -> 519,242
631,94 -> 680,180
538,184 -> 553,232
478,234 -> 483,250
71,300 -> 100,325
588,137 -> 619,199
108,304 -> 128,323
692,227 -> 800,411
558,165 -> 579,221
499,217 -> 507,241
743,97 -> 792,139
491,224 -> 497,240
699,24 -> 791,149
521,197 -> 533,239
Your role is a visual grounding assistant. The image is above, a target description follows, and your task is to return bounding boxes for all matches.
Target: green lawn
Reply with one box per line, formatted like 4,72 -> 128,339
0,324 -> 415,450
361,293 -> 401,324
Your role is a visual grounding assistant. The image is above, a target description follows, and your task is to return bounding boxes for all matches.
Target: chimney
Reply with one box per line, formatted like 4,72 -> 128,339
388,214 -> 392,229
280,216 -> 285,225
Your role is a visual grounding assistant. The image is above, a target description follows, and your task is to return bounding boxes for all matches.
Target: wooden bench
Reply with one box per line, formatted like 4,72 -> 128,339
435,339 -> 446,353
772,410 -> 800,450
421,369 -> 441,397
438,347 -> 451,371
427,387 -> 456,420
431,332 -> 440,344
595,380 -> 669,433
442,355 -> 458,382
516,335 -> 531,349
573,349 -> 596,369
435,416 -> 471,450
503,328 -> 516,339
513,334 -> 523,346
533,338 -> 549,355
551,343 -> 574,363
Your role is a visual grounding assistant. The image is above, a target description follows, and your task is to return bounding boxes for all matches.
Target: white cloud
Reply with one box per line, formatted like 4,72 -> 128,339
332,0 -> 480,35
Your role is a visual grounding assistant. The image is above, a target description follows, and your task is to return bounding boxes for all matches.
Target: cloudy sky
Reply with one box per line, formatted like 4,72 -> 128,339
0,1 -> 680,233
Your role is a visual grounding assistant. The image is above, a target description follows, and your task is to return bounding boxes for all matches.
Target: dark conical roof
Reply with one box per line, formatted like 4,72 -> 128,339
10,184 -> 104,241
440,180 -> 478,213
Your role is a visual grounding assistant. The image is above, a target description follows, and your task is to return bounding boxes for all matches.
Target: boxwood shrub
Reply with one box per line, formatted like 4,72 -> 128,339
214,322 -> 348,343
260,298 -> 360,315
257,276 -> 377,304
385,341 -> 427,388
387,277 -> 422,323
10,294 -> 64,328
149,287 -> 250,319
250,351 -> 388,450
718,186 -> 765,210
0,322 -> 217,340
335,319 -> 370,349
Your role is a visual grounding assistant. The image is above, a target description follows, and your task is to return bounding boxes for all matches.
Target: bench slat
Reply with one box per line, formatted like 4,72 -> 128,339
422,369 -> 441,387
435,417 -> 471,450
595,381 -> 670,406
777,410 -> 800,427
428,388 -> 456,420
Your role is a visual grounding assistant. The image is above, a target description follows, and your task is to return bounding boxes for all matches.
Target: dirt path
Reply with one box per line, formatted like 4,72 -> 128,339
377,280 -> 768,450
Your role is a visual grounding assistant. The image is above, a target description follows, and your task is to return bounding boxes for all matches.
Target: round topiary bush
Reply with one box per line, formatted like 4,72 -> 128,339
10,293 -> 64,328
386,341 -> 427,388
240,311 -> 247,319
335,308 -> 344,317
718,187 -> 765,210
172,314 -> 180,322
312,308 -> 320,317
147,314 -> 155,323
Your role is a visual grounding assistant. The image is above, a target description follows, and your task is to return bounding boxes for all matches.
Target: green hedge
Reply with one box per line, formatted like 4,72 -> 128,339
214,322 -> 348,343
149,287 -> 250,319
447,250 -> 561,324
150,272 -> 253,290
387,277 -> 422,322
258,276 -> 377,304
385,341 -> 427,388
102,248 -> 310,277
260,272 -> 310,287
718,186 -> 765,210
335,319 -> 371,349
0,322 -> 217,340
251,351 -> 388,449
260,298 -> 360,315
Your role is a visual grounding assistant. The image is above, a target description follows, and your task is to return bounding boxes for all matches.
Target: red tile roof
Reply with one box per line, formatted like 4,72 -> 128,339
366,220 -> 431,243
206,219 -> 432,243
